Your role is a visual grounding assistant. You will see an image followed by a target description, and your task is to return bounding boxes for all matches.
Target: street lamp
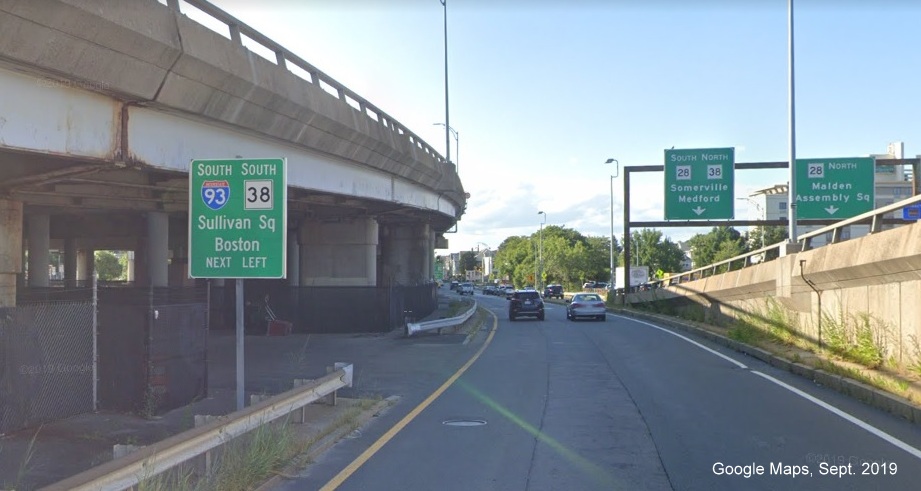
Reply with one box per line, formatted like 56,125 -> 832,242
538,211 -> 546,291
604,158 -> 619,289
433,123 -> 459,173
737,197 -> 766,248
439,0 -> 451,170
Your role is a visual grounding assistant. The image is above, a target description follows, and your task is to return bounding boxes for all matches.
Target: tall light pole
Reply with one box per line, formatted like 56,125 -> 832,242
604,158 -> 619,289
787,0 -> 798,247
433,123 -> 459,173
538,211 -> 546,291
439,0 -> 451,169
737,197 -> 766,248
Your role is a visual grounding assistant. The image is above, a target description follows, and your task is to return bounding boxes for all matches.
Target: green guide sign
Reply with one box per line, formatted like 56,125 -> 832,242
664,147 -> 735,220
189,158 -> 287,278
794,157 -> 874,219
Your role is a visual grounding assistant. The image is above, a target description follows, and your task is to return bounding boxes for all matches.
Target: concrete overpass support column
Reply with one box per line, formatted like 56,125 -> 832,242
419,223 -> 434,282
125,251 -> 135,283
64,238 -> 77,288
380,224 -> 416,286
287,236 -> 300,286
147,212 -> 169,287
0,199 -> 23,307
297,218 -> 378,286
134,239 -> 148,286
76,249 -> 96,284
76,249 -> 88,283
85,248 -> 95,283
27,214 -> 50,287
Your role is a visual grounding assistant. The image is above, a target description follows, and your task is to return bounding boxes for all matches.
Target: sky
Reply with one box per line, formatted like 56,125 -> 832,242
186,0 -> 921,253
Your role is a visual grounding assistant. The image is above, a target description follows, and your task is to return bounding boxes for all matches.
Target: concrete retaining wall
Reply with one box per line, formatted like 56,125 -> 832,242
629,221 -> 921,367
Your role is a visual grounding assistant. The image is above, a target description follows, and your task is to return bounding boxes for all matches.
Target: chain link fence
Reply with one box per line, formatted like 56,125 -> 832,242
0,283 -> 209,434
0,297 -> 94,434
97,287 -> 208,415
210,281 -> 438,333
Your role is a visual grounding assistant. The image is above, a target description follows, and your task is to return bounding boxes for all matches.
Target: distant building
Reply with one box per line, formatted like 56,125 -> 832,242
676,240 -> 693,271
476,249 -> 495,280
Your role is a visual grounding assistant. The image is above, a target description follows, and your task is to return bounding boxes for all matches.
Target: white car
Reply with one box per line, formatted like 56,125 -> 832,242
566,293 -> 607,321
458,283 -> 474,295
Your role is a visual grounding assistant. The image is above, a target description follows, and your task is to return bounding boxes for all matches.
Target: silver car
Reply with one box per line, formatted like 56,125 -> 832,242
566,293 -> 607,321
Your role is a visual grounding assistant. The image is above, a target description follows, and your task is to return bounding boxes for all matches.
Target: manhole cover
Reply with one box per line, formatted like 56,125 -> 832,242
442,418 -> 487,427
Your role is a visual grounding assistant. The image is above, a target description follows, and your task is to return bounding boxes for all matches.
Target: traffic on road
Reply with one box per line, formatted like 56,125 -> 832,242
271,287 -> 921,491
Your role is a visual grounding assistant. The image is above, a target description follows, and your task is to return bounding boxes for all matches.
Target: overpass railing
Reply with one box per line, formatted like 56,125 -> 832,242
796,193 -> 921,250
660,194 -> 921,287
171,0 -> 447,166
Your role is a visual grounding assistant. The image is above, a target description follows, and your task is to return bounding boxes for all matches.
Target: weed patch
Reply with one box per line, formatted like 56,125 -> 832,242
909,335 -> 921,378
822,312 -> 887,368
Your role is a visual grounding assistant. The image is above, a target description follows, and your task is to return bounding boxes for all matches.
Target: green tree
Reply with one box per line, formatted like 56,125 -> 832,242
119,253 -> 130,280
460,251 -> 477,274
748,225 -> 789,262
493,226 -> 614,290
94,250 -> 123,281
621,229 -> 687,275
494,236 -> 535,287
688,227 -> 745,268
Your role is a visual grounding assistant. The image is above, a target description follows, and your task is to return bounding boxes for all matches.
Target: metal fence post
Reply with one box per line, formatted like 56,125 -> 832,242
93,272 -> 98,412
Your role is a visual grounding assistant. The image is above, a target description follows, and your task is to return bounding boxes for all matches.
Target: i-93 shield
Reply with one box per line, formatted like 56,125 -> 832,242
201,180 -> 230,210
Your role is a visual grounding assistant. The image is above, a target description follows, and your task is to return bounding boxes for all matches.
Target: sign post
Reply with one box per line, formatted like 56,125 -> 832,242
664,147 -> 735,220
794,157 -> 874,219
189,158 -> 287,410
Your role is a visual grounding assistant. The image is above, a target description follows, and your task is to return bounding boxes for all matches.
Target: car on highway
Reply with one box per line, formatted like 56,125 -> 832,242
543,284 -> 563,299
508,289 -> 544,321
458,282 -> 474,295
566,293 -> 607,321
503,286 -> 516,299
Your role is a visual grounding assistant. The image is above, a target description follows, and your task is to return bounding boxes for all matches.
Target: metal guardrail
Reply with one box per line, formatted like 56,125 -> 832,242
797,193 -> 921,249
40,363 -> 354,491
407,301 -> 477,337
172,0 -> 447,167
661,193 -> 921,287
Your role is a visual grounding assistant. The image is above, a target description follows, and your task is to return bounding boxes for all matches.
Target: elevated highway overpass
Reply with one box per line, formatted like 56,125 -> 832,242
0,0 -> 465,305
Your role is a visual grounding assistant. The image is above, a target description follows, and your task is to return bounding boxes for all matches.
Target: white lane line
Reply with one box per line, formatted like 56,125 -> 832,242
614,313 -> 921,461
612,314 -> 748,369
751,371 -> 921,460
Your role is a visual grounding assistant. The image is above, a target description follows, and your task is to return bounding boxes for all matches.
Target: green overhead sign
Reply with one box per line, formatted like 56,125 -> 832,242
189,158 -> 287,278
794,157 -> 874,219
664,147 -> 735,220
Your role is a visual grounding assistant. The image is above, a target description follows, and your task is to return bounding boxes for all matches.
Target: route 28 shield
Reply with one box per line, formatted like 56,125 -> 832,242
201,180 -> 230,211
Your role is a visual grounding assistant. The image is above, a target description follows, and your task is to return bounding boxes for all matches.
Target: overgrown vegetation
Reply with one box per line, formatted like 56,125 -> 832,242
909,335 -> 921,378
2,426 -> 42,491
447,300 -> 468,317
141,386 -> 163,419
732,301 -> 781,346
822,312 -> 887,368
136,398 -> 384,491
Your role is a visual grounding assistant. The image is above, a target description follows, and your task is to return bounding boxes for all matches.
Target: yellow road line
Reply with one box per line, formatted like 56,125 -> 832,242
320,310 -> 499,491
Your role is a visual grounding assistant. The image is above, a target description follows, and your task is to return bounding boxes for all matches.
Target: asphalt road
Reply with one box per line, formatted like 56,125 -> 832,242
273,292 -> 921,491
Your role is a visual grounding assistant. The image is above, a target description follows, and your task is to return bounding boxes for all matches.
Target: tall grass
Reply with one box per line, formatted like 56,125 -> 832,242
822,312 -> 887,368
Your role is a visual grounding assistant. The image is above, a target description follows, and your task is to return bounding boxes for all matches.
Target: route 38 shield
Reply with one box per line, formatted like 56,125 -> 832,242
201,180 -> 230,211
